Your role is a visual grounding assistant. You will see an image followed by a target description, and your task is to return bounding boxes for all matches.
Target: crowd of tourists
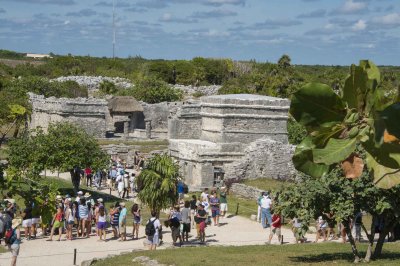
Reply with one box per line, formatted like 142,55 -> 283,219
0,182 -> 233,265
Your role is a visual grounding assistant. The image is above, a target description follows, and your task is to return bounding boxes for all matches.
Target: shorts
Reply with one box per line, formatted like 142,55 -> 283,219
119,223 -> 126,234
32,218 -> 41,225
22,219 -> 32,227
53,220 -> 62,228
270,227 -> 281,236
148,234 -> 159,245
199,221 -> 206,232
211,209 -> 220,217
133,216 -> 141,224
181,223 -> 190,233
97,221 -> 107,230
67,220 -> 75,225
220,203 -> 228,212
10,244 -> 20,257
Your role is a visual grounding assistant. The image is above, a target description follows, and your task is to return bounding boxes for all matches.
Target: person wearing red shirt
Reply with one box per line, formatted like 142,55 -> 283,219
84,167 -> 93,187
268,211 -> 282,244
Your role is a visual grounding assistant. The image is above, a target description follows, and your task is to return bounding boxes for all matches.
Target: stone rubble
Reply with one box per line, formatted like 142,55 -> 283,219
53,76 -> 133,91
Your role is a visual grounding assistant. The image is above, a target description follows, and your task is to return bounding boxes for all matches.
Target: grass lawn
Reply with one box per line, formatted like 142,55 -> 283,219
94,242 -> 400,266
241,178 -> 293,193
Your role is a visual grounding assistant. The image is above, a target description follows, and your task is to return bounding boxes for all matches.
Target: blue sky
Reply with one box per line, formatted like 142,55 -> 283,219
0,0 -> 400,65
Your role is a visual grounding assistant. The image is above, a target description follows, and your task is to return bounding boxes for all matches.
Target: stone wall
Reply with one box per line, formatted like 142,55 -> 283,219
230,183 -> 263,200
226,138 -> 296,180
29,93 -> 108,137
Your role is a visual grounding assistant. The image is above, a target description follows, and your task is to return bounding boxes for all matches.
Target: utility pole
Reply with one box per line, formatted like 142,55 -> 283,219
112,0 -> 116,59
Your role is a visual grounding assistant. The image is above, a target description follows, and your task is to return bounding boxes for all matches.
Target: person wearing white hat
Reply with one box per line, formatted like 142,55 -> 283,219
9,218 -> 22,266
75,191 -> 83,203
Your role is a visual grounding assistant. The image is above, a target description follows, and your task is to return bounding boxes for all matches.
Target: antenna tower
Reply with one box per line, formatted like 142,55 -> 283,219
112,0 -> 116,59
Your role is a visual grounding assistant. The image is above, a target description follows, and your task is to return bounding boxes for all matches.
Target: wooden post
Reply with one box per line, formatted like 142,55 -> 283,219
73,248 -> 77,265
109,188 -> 111,195
235,203 -> 239,215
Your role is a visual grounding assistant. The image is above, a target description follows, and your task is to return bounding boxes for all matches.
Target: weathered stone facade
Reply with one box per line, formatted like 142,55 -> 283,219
28,93 -> 177,140
169,94 -> 296,190
28,93 -> 108,137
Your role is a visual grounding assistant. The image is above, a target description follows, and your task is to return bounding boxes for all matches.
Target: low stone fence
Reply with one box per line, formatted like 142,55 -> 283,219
230,183 -> 263,200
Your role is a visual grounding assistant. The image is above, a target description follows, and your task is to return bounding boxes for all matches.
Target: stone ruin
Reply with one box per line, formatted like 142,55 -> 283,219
28,93 -> 295,189
168,94 -> 296,190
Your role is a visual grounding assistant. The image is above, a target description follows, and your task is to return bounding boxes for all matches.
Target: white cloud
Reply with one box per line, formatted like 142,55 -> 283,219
64,20 -> 70,25
340,0 -> 368,14
352,19 -> 367,31
373,13 -> 400,26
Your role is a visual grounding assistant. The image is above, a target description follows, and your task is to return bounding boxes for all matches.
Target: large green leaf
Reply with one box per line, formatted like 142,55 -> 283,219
381,103 -> 400,140
313,138 -> 357,165
342,60 -> 380,114
366,152 -> 400,189
363,140 -> 400,169
293,137 -> 330,178
290,82 -> 346,129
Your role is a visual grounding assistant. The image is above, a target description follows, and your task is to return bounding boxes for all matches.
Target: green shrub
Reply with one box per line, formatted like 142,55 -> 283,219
99,80 -> 118,94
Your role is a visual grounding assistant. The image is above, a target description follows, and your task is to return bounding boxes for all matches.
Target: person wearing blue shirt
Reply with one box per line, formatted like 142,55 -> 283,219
119,202 -> 127,241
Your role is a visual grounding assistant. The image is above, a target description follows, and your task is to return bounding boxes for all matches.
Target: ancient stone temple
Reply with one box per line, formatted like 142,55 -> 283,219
168,94 -> 296,190
28,93 -> 109,137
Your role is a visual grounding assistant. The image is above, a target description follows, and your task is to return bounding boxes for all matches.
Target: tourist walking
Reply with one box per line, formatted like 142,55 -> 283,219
78,198 -> 89,238
122,173 -> 130,199
315,216 -> 327,242
22,204 -> 33,240
219,187 -> 228,218
210,192 -> 220,226
257,192 -> 263,223
181,201 -> 191,242
268,210 -> 282,244
260,192 -> 272,228
64,202 -> 74,240
146,211 -> 161,250
195,204 -> 207,243
110,202 -> 120,238
131,203 -> 141,239
7,219 -> 21,266
97,205 -> 107,241
49,205 -> 64,241
169,206 -> 182,246
119,202 -> 127,241
189,195 -> 197,229
85,167 -> 93,187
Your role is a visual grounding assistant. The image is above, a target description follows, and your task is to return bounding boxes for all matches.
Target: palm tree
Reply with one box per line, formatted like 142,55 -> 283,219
136,153 -> 180,213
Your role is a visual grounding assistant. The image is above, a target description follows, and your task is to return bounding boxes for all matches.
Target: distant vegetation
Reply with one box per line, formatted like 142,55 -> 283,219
0,49 -> 399,143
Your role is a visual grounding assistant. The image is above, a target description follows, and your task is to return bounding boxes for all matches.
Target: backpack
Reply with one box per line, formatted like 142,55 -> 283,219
145,219 -> 156,237
4,228 -> 15,245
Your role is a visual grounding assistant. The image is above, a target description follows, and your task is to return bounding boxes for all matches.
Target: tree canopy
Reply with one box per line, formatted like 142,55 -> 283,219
135,153 -> 180,213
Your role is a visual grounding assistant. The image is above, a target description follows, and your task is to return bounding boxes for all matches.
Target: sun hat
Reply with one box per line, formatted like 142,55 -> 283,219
84,192 -> 91,198
56,195 -> 62,200
97,198 -> 103,203
12,218 -> 22,228
77,191 -> 83,195
119,202 -> 126,207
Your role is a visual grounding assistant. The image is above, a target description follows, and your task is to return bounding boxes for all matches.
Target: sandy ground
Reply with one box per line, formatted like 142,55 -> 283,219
0,214 -> 318,266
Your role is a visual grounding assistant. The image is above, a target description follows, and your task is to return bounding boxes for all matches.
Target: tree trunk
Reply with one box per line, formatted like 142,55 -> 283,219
363,215 -> 376,262
373,218 -> 396,259
343,219 -> 361,263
